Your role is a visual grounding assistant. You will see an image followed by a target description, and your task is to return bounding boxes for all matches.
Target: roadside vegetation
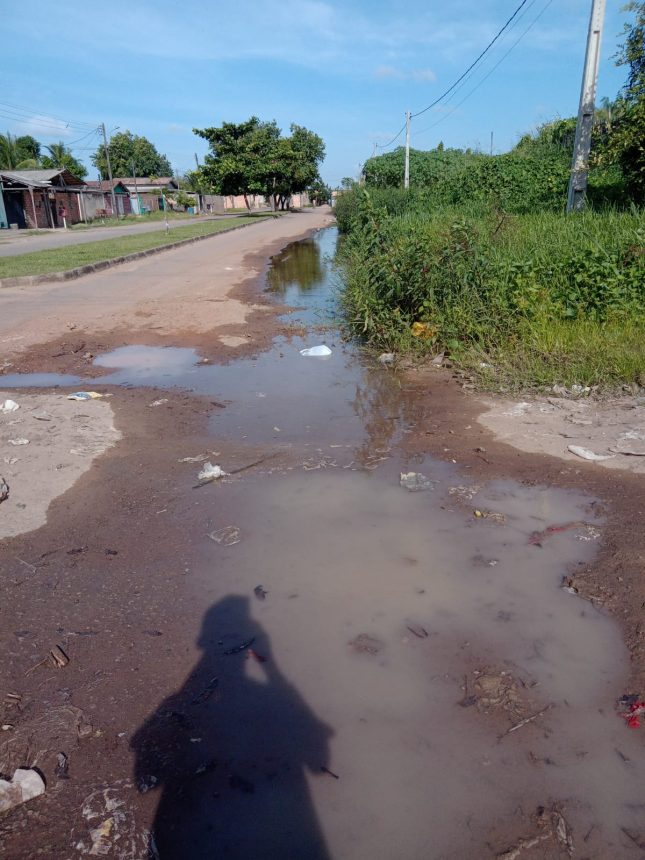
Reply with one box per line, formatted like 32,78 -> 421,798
336,3 -> 645,392
0,216 -> 267,278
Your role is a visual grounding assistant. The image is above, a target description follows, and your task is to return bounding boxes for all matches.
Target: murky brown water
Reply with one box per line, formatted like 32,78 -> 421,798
3,228 -> 643,858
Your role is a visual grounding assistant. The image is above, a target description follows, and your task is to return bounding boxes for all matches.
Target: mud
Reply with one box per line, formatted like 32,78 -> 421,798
1,225 -> 644,859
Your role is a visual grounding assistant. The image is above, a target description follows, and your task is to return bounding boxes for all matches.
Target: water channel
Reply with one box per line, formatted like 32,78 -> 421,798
2,227 -> 642,858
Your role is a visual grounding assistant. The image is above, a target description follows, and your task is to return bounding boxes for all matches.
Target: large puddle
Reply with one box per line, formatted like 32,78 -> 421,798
2,228 -> 642,857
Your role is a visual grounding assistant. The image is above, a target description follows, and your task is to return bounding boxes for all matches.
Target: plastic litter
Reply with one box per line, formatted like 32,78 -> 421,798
0,768 -> 46,813
567,445 -> 615,462
620,698 -> 645,728
254,585 -> 268,600
378,353 -> 395,365
197,462 -> 228,482
0,399 -> 19,413
208,525 -> 241,546
8,438 -> 29,446
0,477 -> 8,503
431,352 -> 445,366
411,322 -> 434,340
67,391 -> 103,401
300,345 -> 332,357
400,472 -> 438,492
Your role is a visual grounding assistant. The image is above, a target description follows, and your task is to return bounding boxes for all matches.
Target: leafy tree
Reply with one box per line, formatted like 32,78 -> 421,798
307,178 -> 331,205
0,132 -> 40,169
91,130 -> 172,179
41,141 -> 88,179
194,117 -> 325,210
604,1 -> 645,201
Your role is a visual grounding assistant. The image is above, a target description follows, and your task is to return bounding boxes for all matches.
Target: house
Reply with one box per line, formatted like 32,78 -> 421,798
84,179 -> 133,217
0,168 -> 86,229
112,176 -> 179,214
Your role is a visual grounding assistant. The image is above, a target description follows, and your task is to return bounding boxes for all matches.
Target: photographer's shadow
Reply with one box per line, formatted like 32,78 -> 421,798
132,595 -> 333,859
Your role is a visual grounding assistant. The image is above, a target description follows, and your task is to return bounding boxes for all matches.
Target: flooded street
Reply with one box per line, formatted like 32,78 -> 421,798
1,227 -> 643,858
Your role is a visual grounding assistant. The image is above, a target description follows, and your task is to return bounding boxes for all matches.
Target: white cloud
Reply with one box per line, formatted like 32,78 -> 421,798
375,66 -> 436,82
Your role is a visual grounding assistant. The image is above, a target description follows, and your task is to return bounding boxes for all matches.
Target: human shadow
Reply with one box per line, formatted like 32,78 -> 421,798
131,595 -> 333,859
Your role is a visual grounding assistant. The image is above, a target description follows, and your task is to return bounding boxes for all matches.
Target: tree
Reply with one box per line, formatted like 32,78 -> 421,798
0,132 -> 40,169
194,117 -> 325,211
604,2 -> 645,201
41,141 -> 88,179
91,131 -> 172,179
307,178 -> 331,205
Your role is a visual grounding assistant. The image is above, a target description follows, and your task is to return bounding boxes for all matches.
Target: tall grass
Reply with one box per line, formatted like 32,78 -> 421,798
337,190 -> 645,390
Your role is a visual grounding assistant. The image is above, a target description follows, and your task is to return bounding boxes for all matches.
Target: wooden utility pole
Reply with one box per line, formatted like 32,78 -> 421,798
567,0 -> 606,212
404,111 -> 411,189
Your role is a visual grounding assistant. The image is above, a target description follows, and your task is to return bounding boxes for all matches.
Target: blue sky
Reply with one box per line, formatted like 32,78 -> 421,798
1,1 -> 632,187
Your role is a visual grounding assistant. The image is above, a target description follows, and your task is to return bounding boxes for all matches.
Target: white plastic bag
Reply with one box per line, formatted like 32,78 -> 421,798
299,345 -> 332,357
0,399 -> 19,413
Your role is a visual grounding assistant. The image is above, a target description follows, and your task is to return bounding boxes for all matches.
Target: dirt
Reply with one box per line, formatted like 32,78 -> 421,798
1,216 -> 644,859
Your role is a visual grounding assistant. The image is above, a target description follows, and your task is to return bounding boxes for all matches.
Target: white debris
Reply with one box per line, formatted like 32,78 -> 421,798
378,353 -> 395,365
400,472 -> 438,492
300,345 -> 332,357
8,438 -> 29,446
197,462 -> 228,482
567,445 -> 615,462
0,399 -> 19,413
0,768 -> 46,813
208,525 -> 241,546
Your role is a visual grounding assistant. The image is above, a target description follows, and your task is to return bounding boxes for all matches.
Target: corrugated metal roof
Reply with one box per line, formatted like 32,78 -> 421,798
0,168 -> 85,187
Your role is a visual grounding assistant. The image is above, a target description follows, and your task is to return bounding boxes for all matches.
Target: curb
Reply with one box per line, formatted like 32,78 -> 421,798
0,217 -> 271,289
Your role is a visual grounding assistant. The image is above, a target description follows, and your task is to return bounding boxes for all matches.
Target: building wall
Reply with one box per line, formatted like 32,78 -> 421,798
22,191 -> 51,228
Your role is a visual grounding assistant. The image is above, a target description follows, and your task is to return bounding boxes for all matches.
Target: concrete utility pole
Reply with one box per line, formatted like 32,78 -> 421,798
404,111 -> 411,189
194,152 -> 203,213
131,162 -> 140,215
100,123 -> 118,218
567,0 -> 606,212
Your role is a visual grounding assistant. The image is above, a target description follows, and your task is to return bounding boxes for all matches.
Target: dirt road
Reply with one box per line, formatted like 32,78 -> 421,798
1,212 -> 644,859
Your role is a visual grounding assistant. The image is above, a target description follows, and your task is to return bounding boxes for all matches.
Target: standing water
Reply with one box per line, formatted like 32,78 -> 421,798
2,228 -> 642,857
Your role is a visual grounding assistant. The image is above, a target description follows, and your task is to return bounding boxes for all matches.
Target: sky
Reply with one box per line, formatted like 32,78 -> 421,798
0,0 -> 633,187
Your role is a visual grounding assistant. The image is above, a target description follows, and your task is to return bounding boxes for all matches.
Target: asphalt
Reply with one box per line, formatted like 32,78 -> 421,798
0,212 -> 262,256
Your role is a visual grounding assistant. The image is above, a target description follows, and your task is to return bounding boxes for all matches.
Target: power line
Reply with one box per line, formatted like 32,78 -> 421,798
374,122 -> 407,152
412,0 -> 554,138
410,0 -> 531,118
0,100 -> 96,131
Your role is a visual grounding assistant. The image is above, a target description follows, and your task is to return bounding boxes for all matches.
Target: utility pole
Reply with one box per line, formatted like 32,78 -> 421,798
131,161 -> 140,215
194,152 -> 203,214
100,123 -> 118,218
404,111 -> 411,190
567,0 -> 606,212
490,131 -> 494,156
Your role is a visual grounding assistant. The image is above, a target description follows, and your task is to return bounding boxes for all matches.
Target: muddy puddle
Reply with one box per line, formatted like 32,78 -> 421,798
2,228 -> 643,858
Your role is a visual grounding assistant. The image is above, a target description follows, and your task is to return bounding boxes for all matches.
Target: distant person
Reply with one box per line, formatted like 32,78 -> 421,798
132,595 -> 333,859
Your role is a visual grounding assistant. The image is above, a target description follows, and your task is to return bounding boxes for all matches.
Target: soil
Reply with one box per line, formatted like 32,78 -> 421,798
1,210 -> 644,859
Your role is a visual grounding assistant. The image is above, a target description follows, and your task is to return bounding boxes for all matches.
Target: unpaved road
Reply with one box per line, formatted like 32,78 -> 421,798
1,211 -> 644,860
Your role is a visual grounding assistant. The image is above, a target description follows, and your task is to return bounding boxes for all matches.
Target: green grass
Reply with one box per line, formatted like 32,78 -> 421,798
338,190 -> 645,391
70,210 -> 197,229
0,217 -> 268,278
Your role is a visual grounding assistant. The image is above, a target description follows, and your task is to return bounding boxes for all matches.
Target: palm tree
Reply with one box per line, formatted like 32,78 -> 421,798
0,132 -> 39,170
44,141 -> 70,166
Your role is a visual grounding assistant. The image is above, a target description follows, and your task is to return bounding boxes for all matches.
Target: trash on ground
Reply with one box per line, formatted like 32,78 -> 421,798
67,391 -> 103,401
349,634 -> 383,655
567,445 -> 615,462
149,398 -> 169,407
500,704 -> 553,738
528,521 -> 586,546
0,399 -> 19,413
247,647 -> 267,663
449,484 -> 480,501
431,352 -> 445,366
253,585 -> 268,600
223,637 -> 255,656
619,697 -> 645,728
32,410 -> 53,421
208,525 -> 241,546
197,462 -> 228,482
0,768 -> 46,813
26,645 -> 70,675
0,477 -> 8,503
411,321 -> 435,339
8,438 -> 29,446
473,509 -> 507,524
179,453 -> 209,462
378,353 -> 395,365
400,471 -> 438,492
300,345 -> 332,357
55,752 -> 70,779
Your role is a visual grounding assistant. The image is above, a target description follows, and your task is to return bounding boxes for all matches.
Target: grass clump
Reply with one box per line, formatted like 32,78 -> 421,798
337,189 -> 645,391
